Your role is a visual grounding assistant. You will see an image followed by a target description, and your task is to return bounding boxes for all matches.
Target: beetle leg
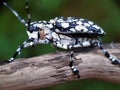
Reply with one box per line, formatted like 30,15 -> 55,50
69,51 -> 80,78
96,41 -> 120,65
8,38 -> 36,62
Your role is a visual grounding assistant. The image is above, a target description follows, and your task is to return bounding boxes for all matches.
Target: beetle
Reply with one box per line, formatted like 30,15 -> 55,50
3,0 -> 120,78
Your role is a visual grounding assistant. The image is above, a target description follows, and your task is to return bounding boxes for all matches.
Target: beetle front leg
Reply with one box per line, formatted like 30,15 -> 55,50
8,39 -> 36,62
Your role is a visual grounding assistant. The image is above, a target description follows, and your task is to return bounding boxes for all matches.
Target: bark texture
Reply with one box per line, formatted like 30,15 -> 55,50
0,43 -> 120,90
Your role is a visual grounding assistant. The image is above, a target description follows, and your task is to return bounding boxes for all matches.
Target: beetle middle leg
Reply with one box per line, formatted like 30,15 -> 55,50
53,40 -> 80,78
69,51 -> 80,78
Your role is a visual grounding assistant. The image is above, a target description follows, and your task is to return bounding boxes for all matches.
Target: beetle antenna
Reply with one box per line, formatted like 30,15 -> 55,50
2,2 -> 26,26
25,0 -> 31,31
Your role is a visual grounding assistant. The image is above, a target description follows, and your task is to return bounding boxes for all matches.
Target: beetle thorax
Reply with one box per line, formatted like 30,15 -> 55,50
27,22 -> 53,42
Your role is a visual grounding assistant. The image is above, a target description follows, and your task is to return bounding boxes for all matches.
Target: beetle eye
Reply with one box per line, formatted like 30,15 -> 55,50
29,25 -> 39,33
29,25 -> 34,33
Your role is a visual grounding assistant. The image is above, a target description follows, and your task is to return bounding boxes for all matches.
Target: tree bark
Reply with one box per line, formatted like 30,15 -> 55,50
0,43 -> 120,90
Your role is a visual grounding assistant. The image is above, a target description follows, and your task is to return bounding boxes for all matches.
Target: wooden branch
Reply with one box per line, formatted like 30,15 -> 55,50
0,43 -> 120,90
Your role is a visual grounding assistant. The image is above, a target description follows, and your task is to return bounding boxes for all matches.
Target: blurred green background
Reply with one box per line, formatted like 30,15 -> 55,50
0,0 -> 120,90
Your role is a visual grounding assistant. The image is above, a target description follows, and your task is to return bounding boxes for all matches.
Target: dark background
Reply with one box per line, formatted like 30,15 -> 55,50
0,0 -> 120,90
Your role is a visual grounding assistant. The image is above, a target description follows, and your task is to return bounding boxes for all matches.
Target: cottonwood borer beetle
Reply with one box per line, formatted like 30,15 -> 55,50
3,0 -> 120,78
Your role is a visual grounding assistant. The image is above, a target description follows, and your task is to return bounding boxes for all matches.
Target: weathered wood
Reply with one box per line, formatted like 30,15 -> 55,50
0,43 -> 120,90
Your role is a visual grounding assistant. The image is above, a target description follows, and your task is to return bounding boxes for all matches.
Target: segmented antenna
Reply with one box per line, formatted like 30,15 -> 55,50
25,0 -> 31,31
2,2 -> 26,26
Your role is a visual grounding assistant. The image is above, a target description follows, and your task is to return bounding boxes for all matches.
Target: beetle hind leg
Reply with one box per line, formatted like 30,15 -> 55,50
96,41 -> 120,65
69,51 -> 80,78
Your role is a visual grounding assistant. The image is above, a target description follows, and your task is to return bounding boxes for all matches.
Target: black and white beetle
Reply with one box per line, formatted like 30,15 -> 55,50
3,0 -> 120,78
